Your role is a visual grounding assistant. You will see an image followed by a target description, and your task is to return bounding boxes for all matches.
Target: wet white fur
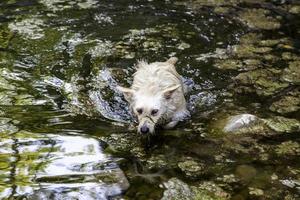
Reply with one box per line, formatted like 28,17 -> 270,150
118,57 -> 189,134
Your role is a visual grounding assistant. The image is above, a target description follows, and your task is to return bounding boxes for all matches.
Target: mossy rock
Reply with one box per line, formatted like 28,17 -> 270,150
175,0 -> 239,10
214,59 -> 243,70
288,5 -> 300,14
238,8 -> 281,30
264,116 -> 300,133
234,68 -> 289,97
215,59 -> 262,71
281,61 -> 300,84
161,178 -> 228,200
281,52 -> 300,61
269,88 -> 300,114
275,141 -> 300,156
192,181 -> 230,200
178,158 -> 204,178
232,44 -> 272,59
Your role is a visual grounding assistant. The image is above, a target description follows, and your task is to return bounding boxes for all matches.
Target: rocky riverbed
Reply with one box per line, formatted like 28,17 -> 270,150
0,0 -> 299,199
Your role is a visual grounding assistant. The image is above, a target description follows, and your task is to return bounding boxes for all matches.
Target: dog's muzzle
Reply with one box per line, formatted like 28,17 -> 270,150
138,116 -> 155,134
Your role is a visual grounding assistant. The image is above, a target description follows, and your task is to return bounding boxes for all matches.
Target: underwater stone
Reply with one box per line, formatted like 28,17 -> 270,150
88,40 -> 115,58
177,42 -> 191,50
214,7 -> 231,14
223,114 -> 258,133
238,8 -> 281,30
215,59 -> 262,71
161,178 -> 194,200
40,0 -> 98,11
8,17 -> 45,39
101,133 -> 137,153
0,93 -> 13,105
146,154 -> 169,170
161,178 -> 226,200
78,0 -> 98,9
269,88 -> 300,114
259,39 -> 281,47
232,44 -> 272,59
0,117 -> 19,134
281,52 -> 300,61
177,159 -> 204,178
214,59 -> 243,70
249,187 -> 264,196
281,61 -> 300,84
194,181 -> 230,199
175,0 -> 238,9
275,141 -> 300,156
234,68 -> 289,97
239,33 -> 262,45
264,116 -> 300,133
288,5 -> 300,14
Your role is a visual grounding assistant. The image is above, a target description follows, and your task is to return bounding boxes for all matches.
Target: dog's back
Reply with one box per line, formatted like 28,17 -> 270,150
132,57 -> 183,93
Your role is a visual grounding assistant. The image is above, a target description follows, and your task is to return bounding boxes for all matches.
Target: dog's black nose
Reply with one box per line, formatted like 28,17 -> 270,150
140,126 -> 149,134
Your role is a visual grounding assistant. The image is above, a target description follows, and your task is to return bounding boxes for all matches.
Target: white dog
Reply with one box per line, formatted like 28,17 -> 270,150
118,57 -> 189,134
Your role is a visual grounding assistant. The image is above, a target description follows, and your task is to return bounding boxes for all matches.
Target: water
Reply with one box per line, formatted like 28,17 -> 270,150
0,0 -> 299,199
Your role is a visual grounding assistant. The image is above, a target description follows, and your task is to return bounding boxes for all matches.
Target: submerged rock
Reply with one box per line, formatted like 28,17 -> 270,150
233,68 -> 289,97
161,178 -> 194,200
249,187 -> 264,196
0,117 -> 19,134
238,8 -> 281,30
288,5 -> 300,14
146,154 -> 169,170
178,158 -> 204,178
269,88 -> 300,114
264,116 -> 300,133
40,0 -> 98,11
223,114 -> 258,133
8,17 -> 45,40
281,61 -> 300,84
214,59 -> 243,70
194,181 -> 230,199
275,141 -> 300,156
161,178 -> 227,200
232,44 -> 272,59
101,133 -> 137,153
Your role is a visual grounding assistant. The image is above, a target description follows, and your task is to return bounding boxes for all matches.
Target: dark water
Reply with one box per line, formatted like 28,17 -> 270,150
0,0 -> 299,199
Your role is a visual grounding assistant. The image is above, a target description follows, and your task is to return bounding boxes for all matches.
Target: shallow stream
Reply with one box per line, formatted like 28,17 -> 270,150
0,0 -> 299,199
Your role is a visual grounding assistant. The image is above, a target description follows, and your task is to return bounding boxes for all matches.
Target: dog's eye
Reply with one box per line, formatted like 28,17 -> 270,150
151,109 -> 158,116
136,108 -> 143,114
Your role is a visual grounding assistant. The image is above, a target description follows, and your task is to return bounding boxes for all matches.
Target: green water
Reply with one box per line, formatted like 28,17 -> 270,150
0,0 -> 299,199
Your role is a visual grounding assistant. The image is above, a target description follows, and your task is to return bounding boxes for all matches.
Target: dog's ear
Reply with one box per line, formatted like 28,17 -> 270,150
117,86 -> 135,102
163,84 -> 181,100
166,57 -> 178,65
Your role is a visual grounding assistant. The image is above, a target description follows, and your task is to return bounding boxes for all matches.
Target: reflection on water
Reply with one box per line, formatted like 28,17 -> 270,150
0,124 -> 128,199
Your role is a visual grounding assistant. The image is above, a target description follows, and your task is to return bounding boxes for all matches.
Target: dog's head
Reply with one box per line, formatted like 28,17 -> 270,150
118,85 -> 180,134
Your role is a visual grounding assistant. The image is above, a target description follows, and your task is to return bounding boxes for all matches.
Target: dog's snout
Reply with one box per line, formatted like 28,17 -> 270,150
140,126 -> 149,134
